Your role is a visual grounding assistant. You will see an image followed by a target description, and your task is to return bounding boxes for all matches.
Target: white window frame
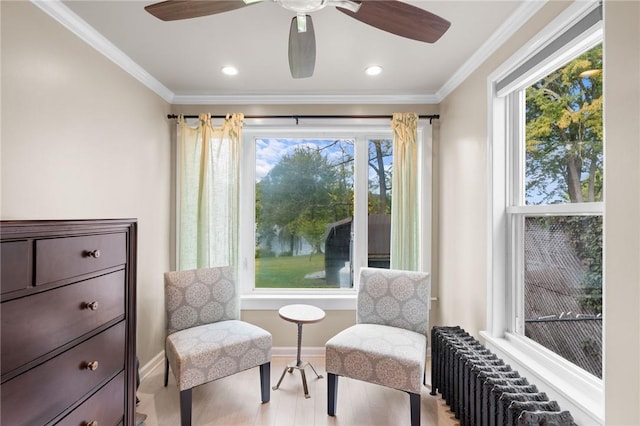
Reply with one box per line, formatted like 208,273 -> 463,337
484,2 -> 604,424
237,118 -> 432,310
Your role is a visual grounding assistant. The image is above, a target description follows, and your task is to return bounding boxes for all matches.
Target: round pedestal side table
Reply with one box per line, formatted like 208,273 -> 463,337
272,304 -> 325,398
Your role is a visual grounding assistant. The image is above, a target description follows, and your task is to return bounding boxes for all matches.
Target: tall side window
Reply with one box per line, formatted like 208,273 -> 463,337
487,3 -> 604,422
510,43 -> 603,378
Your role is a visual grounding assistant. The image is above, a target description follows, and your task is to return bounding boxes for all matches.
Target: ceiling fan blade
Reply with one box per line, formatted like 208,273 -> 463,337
336,0 -> 450,43
145,0 -> 260,21
288,15 -> 316,79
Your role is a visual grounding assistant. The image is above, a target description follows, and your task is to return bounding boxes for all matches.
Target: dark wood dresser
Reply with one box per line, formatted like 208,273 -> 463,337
1,219 -> 137,425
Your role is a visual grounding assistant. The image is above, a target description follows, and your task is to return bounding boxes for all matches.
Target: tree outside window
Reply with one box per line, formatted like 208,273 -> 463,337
254,137 -> 393,289
522,43 -> 603,378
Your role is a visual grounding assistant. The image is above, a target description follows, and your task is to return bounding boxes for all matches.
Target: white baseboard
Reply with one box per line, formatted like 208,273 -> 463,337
139,351 -> 165,382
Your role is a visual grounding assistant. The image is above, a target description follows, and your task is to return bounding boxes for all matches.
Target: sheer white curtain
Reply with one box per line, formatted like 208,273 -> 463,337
177,113 -> 243,270
390,112 -> 419,270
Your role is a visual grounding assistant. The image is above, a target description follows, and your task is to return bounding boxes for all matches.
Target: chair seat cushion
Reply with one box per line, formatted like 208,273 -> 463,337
325,323 -> 426,394
166,319 -> 272,391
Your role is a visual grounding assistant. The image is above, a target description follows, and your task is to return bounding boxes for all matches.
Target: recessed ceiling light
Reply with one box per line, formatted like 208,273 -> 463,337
365,65 -> 383,76
221,66 -> 238,76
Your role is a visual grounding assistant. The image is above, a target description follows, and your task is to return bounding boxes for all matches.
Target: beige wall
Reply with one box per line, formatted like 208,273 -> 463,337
0,2 -> 173,365
603,1 -> 640,424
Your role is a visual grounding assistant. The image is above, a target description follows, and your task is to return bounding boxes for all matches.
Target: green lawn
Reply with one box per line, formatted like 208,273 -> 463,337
255,254 -> 337,288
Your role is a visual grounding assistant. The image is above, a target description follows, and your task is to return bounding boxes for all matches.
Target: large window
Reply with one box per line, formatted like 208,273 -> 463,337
253,136 -> 393,289
487,2 -> 603,422
238,121 -> 431,304
239,121 -> 435,300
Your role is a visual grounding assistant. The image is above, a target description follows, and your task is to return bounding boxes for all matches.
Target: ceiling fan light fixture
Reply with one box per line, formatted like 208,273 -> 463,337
297,13 -> 307,32
221,66 -> 239,76
277,0 -> 327,13
365,65 -> 383,76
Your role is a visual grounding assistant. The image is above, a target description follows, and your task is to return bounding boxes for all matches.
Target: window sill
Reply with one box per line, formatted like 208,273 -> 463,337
480,331 -> 603,425
240,292 -> 358,310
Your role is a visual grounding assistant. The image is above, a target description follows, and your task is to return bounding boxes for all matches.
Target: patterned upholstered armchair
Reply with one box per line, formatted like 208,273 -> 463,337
325,267 -> 431,426
164,266 -> 272,426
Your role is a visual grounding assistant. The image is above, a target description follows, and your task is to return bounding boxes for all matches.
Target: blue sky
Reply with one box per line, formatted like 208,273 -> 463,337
255,138 -> 355,182
255,138 -> 394,187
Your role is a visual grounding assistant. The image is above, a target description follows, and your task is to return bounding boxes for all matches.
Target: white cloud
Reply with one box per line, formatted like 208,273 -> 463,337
255,138 -> 294,181
254,138 -> 356,181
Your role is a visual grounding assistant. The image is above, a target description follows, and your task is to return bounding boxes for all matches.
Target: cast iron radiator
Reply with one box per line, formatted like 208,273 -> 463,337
430,326 -> 576,426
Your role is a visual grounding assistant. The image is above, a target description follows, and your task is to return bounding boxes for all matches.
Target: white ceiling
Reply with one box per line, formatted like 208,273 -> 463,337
45,0 -> 540,104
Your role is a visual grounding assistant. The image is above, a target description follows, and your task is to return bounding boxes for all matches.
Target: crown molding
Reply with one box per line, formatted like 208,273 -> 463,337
32,0 -> 545,106
435,0 -> 547,102
30,0 -> 175,104
171,93 -> 440,105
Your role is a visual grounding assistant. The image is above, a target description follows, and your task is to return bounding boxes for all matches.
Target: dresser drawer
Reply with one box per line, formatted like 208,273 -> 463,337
1,270 -> 125,375
1,321 -> 125,426
1,240 -> 31,295
57,371 -> 125,426
35,233 -> 126,286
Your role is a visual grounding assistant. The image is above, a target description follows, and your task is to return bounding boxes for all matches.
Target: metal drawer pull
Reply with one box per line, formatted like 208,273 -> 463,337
87,249 -> 101,258
86,421 -> 98,426
85,301 -> 99,311
86,361 -> 99,371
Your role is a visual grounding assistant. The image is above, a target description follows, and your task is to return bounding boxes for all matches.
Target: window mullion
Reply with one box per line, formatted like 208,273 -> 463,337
507,90 -> 526,334
507,203 -> 604,215
511,90 -> 526,207
238,133 -> 257,293
510,213 -> 526,334
352,134 -> 369,290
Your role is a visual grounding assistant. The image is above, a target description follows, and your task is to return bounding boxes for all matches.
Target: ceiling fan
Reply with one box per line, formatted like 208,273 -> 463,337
144,0 -> 451,79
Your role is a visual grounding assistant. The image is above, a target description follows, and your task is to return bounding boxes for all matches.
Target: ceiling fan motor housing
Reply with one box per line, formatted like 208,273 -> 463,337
276,0 -> 328,13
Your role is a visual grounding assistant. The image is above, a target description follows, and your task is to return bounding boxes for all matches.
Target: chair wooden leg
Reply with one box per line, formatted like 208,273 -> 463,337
180,388 -> 192,426
260,362 -> 271,403
164,356 -> 169,387
409,392 -> 420,426
328,373 -> 338,416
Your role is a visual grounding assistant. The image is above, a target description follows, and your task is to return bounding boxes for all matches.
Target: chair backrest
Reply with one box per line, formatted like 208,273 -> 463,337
164,266 -> 238,335
356,267 -> 431,336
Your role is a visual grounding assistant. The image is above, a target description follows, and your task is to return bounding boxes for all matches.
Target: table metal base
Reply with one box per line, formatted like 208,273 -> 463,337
272,360 -> 323,398
272,322 -> 323,398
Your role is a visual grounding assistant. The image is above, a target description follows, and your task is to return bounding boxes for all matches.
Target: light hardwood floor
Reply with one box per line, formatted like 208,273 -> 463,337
137,356 -> 460,426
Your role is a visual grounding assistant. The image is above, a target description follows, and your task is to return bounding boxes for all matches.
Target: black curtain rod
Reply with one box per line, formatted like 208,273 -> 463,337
167,113 -> 440,124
